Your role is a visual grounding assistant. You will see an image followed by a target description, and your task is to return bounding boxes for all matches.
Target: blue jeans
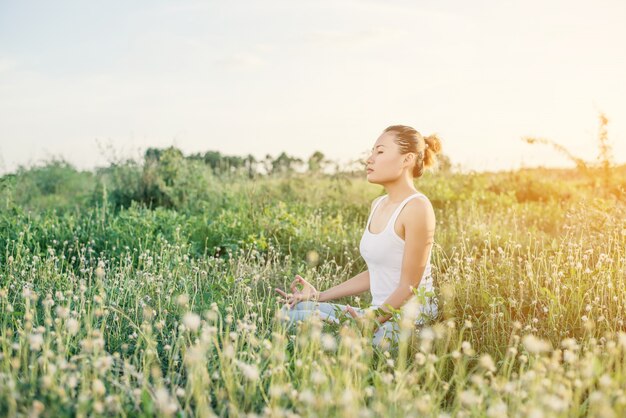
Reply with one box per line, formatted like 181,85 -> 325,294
279,299 -> 438,349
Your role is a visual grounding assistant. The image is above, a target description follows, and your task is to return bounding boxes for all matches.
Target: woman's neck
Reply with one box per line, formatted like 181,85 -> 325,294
383,179 -> 418,204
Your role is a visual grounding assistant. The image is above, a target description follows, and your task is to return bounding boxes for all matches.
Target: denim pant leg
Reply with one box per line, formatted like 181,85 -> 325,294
372,320 -> 400,349
280,301 -> 349,325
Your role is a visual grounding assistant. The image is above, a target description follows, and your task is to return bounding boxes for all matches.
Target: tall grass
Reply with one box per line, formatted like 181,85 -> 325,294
0,161 -> 625,416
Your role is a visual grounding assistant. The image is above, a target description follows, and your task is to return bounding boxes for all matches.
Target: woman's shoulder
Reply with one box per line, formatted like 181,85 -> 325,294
403,194 -> 435,219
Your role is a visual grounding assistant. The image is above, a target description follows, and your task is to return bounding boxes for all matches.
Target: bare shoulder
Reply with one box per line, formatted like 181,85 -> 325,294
402,196 -> 435,223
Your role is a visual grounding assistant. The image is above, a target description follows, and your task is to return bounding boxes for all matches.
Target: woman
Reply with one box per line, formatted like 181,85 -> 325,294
275,125 -> 441,348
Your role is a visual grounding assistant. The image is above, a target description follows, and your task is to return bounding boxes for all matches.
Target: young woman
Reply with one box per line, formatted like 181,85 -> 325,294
275,125 -> 441,348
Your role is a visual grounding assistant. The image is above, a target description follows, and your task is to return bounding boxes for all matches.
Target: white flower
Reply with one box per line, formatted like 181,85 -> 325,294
184,345 -> 206,366
461,341 -> 474,356
402,297 -> 420,322
311,370 -> 326,384
236,361 -> 260,382
458,390 -> 481,407
563,350 -> 577,364
522,334 -> 551,354
182,312 -> 201,332
29,333 -> 44,351
298,389 -> 315,405
155,388 -> 178,416
92,379 -> 106,396
486,401 -> 507,417
321,333 -> 337,351
176,294 -> 189,307
478,354 -> 496,372
66,318 -> 80,336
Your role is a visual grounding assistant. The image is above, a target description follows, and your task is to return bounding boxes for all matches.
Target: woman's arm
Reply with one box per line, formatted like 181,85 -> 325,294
373,198 -> 435,325
316,270 -> 370,302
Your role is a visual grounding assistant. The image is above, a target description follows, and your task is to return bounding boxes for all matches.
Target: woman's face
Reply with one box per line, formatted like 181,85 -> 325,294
365,132 -> 414,184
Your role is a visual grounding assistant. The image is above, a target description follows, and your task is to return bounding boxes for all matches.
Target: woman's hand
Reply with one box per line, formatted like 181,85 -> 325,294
275,274 -> 319,309
344,305 -> 380,335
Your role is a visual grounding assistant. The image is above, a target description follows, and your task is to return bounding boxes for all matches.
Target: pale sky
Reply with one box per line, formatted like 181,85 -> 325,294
1,0 -> 625,175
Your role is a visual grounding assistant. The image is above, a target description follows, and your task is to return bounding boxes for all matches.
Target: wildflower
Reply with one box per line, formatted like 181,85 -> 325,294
182,312 -> 201,332
222,344 -> 235,359
478,354 -> 496,373
522,334 -> 551,354
176,294 -> 189,307
486,401 -> 507,417
184,345 -> 205,366
93,379 -> 106,396
598,374 -> 612,388
298,389 -> 315,405
461,341 -> 475,356
94,355 -> 113,374
311,370 -> 326,384
321,333 -> 337,351
415,352 -> 426,365
306,250 -> 320,266
66,318 -> 80,335
561,338 -> 579,351
236,360 -> 260,382
95,261 -> 105,279
30,400 -> 45,418
563,350 -> 577,364
458,390 -> 481,407
29,333 -> 44,351
154,388 -> 178,416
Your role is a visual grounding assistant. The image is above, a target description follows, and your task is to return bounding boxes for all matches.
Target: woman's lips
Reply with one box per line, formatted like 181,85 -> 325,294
367,169 -> 374,173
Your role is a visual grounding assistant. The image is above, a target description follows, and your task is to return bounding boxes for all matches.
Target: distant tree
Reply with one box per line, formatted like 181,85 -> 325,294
144,147 -> 163,163
307,151 -> 328,174
244,154 -> 257,179
262,154 -> 273,176
272,152 -> 303,175
202,151 -> 223,173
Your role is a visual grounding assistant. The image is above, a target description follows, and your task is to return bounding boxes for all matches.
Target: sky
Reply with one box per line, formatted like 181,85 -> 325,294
1,0 -> 625,175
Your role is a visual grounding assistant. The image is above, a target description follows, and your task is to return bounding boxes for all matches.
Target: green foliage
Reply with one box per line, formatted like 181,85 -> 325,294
0,157 -> 625,416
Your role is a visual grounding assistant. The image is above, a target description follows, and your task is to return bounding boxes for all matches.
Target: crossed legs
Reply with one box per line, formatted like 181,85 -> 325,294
279,301 -> 400,349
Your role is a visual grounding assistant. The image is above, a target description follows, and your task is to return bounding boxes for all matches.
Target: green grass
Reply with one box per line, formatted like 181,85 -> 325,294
0,162 -> 625,417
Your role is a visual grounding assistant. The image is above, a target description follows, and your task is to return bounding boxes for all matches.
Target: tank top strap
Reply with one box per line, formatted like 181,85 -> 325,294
366,195 -> 387,227
388,193 -> 426,226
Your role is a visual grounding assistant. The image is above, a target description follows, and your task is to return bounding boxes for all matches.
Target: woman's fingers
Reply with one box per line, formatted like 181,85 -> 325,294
290,277 -> 302,293
275,288 -> 288,298
344,305 -> 359,319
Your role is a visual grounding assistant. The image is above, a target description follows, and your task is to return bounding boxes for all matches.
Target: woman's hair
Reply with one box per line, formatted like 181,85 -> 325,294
383,125 -> 442,178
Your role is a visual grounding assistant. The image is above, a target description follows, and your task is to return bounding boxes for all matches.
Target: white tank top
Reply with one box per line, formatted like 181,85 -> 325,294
359,193 -> 435,308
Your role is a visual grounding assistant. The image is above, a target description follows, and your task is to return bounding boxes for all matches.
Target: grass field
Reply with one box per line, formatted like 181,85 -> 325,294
0,159 -> 625,417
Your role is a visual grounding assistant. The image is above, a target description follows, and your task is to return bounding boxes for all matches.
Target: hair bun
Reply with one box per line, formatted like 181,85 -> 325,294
422,133 -> 442,169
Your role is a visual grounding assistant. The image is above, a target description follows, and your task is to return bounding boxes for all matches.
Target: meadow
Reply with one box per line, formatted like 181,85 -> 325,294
0,155 -> 625,417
